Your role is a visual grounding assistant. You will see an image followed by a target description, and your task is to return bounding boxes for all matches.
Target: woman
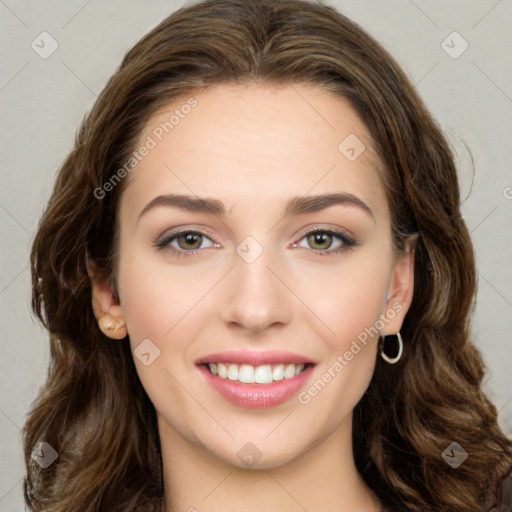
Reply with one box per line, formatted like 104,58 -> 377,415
23,0 -> 512,510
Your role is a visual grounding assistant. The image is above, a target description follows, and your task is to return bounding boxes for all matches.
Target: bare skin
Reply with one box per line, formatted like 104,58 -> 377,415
90,83 -> 415,511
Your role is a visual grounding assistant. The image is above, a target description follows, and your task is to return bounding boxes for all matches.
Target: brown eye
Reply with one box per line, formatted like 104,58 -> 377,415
176,233 -> 203,250
307,232 -> 333,250
156,230 -> 217,254
294,228 -> 358,255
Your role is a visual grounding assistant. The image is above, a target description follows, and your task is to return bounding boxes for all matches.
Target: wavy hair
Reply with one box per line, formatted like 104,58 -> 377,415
24,0 -> 511,510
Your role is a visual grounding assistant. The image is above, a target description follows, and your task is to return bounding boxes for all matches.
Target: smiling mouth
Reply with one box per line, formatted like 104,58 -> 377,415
200,362 -> 313,385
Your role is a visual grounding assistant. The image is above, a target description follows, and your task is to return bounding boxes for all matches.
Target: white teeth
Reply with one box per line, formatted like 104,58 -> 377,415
206,362 -> 307,384
217,363 -> 228,379
284,364 -> 296,379
238,364 -> 255,383
254,364 -> 273,384
227,364 -> 239,380
272,364 -> 284,381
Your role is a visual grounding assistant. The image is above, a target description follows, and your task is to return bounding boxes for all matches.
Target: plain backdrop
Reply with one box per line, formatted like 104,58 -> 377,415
1,1 -> 511,509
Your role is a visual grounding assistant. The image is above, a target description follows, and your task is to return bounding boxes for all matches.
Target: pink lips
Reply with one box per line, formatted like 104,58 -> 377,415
196,350 -> 316,409
196,349 -> 315,366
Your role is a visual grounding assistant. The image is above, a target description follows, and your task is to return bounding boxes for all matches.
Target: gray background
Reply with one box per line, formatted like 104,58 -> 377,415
1,0 -> 511,509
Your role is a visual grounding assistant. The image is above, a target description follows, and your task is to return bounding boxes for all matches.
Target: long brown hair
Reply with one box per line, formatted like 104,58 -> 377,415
24,0 -> 511,510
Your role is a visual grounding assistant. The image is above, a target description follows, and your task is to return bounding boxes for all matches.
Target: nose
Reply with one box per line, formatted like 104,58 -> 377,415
219,245 -> 292,334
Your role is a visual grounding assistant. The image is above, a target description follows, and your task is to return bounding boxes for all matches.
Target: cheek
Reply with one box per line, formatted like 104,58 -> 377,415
291,252 -> 389,352
291,257 -> 388,426
118,249 -> 221,341
116,252 -> 219,429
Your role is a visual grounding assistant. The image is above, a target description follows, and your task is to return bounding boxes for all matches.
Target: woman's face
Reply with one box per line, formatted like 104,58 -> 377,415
97,83 -> 414,468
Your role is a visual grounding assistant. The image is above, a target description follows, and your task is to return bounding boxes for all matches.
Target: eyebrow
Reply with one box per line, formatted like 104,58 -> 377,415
137,192 -> 375,223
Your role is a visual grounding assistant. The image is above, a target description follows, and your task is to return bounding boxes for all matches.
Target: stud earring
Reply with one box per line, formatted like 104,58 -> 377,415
98,313 -> 127,339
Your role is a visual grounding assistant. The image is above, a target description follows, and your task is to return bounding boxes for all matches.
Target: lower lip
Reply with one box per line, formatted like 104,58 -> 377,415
197,364 -> 315,409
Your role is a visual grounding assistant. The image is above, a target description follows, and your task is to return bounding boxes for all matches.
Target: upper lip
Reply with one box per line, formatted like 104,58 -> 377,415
196,350 -> 316,366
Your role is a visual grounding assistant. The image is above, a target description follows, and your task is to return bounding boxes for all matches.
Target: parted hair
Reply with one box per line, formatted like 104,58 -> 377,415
24,0 -> 511,510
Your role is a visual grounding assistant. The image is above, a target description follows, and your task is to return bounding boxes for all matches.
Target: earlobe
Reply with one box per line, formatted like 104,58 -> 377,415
87,256 -> 127,340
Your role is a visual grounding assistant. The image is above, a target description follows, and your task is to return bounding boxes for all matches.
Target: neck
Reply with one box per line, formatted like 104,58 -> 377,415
158,413 -> 382,512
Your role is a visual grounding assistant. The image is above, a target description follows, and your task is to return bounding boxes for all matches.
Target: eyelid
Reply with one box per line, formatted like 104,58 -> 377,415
154,226 -> 221,256
294,224 -> 357,245
156,225 -> 218,244
291,226 -> 360,254
298,224 -> 354,237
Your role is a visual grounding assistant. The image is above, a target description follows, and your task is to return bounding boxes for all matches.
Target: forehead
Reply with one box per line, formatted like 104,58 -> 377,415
120,82 -> 388,223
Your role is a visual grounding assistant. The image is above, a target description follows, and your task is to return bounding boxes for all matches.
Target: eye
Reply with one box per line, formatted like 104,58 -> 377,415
156,229 -> 219,255
155,227 -> 358,257
294,228 -> 358,255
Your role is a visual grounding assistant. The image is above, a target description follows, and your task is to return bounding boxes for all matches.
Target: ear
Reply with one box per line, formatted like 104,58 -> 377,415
86,256 -> 127,340
380,234 -> 417,335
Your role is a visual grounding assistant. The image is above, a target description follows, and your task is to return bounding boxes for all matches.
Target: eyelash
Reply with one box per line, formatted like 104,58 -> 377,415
155,227 -> 359,258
